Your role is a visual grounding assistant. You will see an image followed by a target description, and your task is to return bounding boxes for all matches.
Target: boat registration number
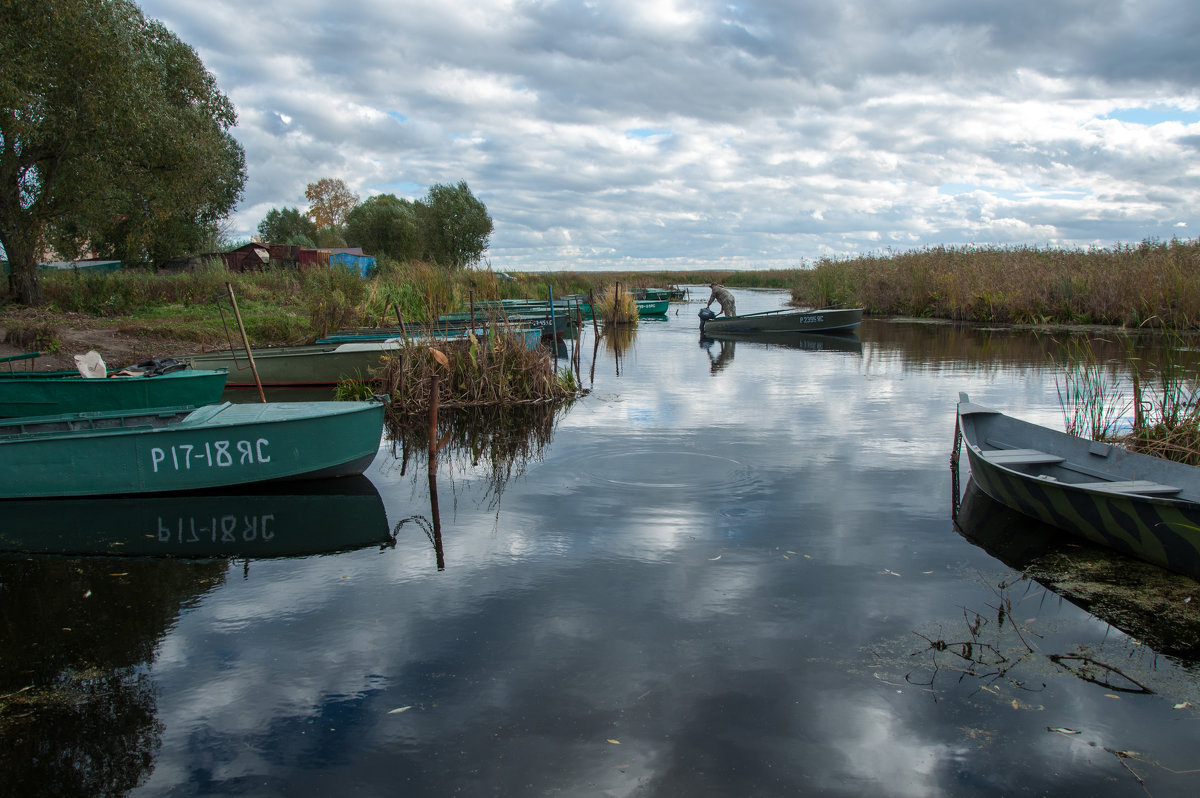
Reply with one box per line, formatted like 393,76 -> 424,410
150,439 -> 271,473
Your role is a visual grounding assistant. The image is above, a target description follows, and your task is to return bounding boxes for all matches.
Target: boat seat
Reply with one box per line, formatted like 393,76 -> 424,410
1068,480 -> 1181,496
982,448 -> 1066,465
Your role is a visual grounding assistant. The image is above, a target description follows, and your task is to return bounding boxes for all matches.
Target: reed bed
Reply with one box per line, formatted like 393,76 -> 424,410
369,332 -> 580,416
790,239 -> 1200,328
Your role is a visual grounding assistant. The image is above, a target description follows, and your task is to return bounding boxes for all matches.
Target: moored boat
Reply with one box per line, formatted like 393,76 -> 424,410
316,325 -> 543,350
0,359 -> 228,417
180,343 -> 400,387
698,306 -> 863,335
955,392 -> 1200,580
0,400 -> 385,498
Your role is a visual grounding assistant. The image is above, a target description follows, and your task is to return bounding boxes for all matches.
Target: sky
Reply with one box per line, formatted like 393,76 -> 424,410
138,0 -> 1200,272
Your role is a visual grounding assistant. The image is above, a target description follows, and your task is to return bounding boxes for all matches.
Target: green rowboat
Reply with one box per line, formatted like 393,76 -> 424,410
0,400 -> 384,498
180,343 -> 400,387
0,366 -> 228,418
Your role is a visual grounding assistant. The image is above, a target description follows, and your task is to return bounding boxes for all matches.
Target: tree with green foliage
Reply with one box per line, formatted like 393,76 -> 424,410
421,181 -> 492,270
257,207 -> 318,246
0,0 -> 245,305
345,194 -> 422,262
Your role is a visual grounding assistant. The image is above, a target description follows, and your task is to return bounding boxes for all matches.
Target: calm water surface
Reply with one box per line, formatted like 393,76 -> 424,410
4,288 -> 1200,797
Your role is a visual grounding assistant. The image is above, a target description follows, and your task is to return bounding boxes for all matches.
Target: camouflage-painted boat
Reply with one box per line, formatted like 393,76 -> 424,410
956,392 -> 1200,581
0,400 -> 384,498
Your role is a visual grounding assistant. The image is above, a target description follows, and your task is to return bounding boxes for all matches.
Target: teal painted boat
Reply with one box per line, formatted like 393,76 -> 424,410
0,400 -> 384,498
0,365 -> 228,418
956,392 -> 1200,580
0,475 -> 391,557
180,343 -> 400,387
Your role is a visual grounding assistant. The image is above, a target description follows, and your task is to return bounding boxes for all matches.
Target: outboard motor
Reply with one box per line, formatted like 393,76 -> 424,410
698,307 -> 716,332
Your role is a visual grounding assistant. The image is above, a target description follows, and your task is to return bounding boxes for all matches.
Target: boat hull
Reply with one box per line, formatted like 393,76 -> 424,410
181,345 -> 399,386
0,369 -> 229,417
957,394 -> 1200,580
700,307 -> 863,335
0,401 -> 385,498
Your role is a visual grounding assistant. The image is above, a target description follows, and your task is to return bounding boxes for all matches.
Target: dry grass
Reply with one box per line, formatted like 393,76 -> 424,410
790,239 -> 1200,327
592,284 -> 638,325
370,332 -> 580,416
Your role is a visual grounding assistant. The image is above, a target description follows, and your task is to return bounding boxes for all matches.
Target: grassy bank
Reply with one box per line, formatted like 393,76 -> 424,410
789,239 -> 1200,328
6,239 -> 1199,350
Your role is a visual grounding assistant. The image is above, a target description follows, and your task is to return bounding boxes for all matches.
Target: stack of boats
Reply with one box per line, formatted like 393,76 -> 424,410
0,351 -> 385,500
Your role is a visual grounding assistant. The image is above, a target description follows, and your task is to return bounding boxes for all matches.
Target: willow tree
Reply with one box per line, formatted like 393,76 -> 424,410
0,0 -> 245,305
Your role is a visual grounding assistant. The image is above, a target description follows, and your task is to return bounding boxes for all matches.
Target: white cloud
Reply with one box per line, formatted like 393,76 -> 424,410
140,0 -> 1200,269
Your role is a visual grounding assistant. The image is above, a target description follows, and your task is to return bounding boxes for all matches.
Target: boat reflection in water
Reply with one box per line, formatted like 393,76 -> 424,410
0,475 -> 392,558
700,330 -> 863,373
954,478 -> 1200,663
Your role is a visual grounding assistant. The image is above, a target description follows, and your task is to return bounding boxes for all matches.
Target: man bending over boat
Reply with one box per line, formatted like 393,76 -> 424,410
706,283 -> 736,317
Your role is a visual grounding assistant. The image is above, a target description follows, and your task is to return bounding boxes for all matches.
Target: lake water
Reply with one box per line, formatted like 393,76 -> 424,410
4,287 -> 1200,797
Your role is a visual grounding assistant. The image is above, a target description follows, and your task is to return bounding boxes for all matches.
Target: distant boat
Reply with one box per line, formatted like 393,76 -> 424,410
699,306 -> 863,335
0,400 -> 384,498
956,392 -> 1200,580
0,475 -> 392,558
0,355 -> 228,417
180,343 -> 400,387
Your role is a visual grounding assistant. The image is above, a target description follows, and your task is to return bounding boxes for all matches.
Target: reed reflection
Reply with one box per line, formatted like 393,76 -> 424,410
384,402 -> 571,569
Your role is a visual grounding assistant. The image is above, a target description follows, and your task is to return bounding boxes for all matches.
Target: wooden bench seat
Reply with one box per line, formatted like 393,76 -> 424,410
1068,480 -> 1181,496
982,448 -> 1066,465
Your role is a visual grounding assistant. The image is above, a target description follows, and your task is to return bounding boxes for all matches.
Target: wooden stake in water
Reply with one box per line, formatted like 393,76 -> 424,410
226,282 -> 266,403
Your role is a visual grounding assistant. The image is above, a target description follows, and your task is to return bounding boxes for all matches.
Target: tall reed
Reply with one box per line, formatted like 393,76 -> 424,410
791,239 -> 1200,328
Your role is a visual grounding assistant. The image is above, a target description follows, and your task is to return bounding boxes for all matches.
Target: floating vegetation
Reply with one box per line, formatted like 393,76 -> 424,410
369,333 -> 581,417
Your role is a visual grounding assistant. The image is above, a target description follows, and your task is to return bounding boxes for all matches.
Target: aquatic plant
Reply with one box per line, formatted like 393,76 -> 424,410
1053,336 -> 1131,441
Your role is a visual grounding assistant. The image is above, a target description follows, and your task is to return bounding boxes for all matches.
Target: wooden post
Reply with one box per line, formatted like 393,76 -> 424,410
394,305 -> 408,340
588,290 -> 599,337
428,373 -> 439,476
226,282 -> 266,403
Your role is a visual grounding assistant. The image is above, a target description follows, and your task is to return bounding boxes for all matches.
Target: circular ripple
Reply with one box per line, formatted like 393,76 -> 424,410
582,449 -> 757,492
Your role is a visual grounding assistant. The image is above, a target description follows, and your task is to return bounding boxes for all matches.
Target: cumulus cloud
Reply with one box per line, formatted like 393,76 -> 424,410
141,0 -> 1200,269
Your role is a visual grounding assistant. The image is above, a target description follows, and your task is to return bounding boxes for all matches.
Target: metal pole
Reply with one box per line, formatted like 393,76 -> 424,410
226,282 -> 266,403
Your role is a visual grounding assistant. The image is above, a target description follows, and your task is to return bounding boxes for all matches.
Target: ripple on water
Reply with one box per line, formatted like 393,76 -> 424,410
580,449 -> 759,494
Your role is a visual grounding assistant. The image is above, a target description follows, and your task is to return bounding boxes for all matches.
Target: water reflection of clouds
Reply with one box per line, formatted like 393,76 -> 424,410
134,292 -> 1200,794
